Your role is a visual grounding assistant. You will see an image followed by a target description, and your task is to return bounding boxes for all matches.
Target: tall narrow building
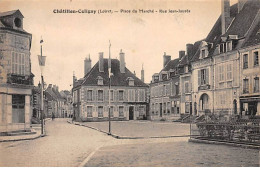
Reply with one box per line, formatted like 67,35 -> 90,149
0,10 -> 33,133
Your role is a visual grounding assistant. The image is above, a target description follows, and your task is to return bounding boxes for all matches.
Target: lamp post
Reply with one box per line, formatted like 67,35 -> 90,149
38,38 -> 46,135
108,40 -> 112,135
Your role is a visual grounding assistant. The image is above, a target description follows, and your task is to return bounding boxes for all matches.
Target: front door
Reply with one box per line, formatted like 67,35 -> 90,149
129,106 -> 134,120
160,103 -> 162,117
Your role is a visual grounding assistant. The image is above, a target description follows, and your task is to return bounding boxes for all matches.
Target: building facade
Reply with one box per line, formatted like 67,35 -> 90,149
72,50 -> 149,121
0,10 -> 33,132
149,52 -> 183,120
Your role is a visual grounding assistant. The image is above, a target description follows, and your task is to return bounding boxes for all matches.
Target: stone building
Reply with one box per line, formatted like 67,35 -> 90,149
0,10 -> 33,132
179,42 -> 201,116
149,52 -> 183,120
72,50 -> 149,121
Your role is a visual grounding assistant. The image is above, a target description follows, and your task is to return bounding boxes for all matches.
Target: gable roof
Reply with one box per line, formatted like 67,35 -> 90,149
80,58 -> 148,87
0,10 -> 23,18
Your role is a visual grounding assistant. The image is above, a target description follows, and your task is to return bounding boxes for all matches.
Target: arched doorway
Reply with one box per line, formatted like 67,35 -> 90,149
200,93 -> 209,111
233,99 -> 237,115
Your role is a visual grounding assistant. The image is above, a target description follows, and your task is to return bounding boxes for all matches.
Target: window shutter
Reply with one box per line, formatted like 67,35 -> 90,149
93,90 -> 96,101
124,89 -> 128,101
198,70 -> 201,86
135,90 -> 138,102
206,68 -> 209,84
105,89 -> 109,102
115,90 -> 119,101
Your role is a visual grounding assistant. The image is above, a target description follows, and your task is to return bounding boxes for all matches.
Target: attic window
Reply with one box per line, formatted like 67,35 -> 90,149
161,73 -> 168,81
97,76 -> 103,85
128,77 -> 134,86
14,18 -> 22,28
227,41 -> 232,51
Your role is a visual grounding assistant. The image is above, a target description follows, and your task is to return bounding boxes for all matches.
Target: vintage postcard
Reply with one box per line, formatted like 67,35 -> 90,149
0,0 -> 259,167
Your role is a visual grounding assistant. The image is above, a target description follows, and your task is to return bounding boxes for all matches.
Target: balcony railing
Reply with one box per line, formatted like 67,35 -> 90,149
198,84 -> 210,90
7,73 -> 34,85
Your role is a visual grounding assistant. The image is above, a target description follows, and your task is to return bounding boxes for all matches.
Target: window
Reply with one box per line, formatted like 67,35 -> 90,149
227,64 -> 232,80
175,83 -> 179,95
128,89 -> 134,102
129,78 -> 134,86
219,43 -> 226,53
110,90 -> 114,101
243,54 -> 248,69
163,103 -> 166,113
98,106 -> 103,117
243,78 -> 249,93
167,102 -> 171,114
162,73 -> 167,81
139,89 -> 145,102
199,69 -> 209,85
109,106 -> 114,117
87,90 -> 93,101
201,49 -> 206,58
87,106 -> 93,117
151,103 -> 155,114
227,41 -> 232,51
254,51 -> 259,66
163,85 -> 166,96
185,102 -> 190,114
119,90 -> 124,101
97,76 -> 103,85
12,52 -> 25,75
185,66 -> 189,73
12,95 -> 25,123
119,106 -> 124,117
98,90 -> 103,101
218,65 -> 224,82
184,82 -> 189,93
254,77 -> 259,93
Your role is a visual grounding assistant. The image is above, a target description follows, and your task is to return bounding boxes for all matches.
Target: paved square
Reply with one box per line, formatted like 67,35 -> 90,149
79,121 -> 191,137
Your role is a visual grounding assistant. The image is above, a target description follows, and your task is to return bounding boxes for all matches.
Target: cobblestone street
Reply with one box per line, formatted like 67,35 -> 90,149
0,119 -> 259,167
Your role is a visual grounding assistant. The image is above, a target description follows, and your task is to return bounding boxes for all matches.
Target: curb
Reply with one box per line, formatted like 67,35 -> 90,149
0,125 -> 47,143
188,138 -> 260,150
67,120 -> 193,139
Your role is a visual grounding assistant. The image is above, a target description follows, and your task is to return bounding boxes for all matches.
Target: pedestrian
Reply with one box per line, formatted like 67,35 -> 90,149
52,112 -> 55,121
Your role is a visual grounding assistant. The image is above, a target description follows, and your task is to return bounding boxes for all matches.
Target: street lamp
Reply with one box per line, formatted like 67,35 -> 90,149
38,38 -> 46,135
108,40 -> 112,135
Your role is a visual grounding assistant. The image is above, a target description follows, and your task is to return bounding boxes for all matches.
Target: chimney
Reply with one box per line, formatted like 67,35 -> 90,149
141,64 -> 144,82
221,0 -> 232,35
163,52 -> 171,67
179,51 -> 185,59
73,71 -> 77,87
119,49 -> 125,73
84,54 -> 92,76
238,0 -> 246,13
99,52 -> 104,72
186,44 -> 194,58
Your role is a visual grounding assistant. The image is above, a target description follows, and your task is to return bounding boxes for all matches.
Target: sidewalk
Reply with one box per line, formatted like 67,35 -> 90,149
0,118 -> 50,142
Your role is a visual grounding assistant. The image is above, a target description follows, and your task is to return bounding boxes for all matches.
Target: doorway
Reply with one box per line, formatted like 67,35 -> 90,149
233,100 -> 237,115
129,106 -> 134,120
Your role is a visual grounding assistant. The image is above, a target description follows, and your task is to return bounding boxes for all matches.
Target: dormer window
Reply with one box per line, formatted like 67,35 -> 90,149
227,41 -> 232,51
14,18 -> 22,28
219,43 -> 227,53
200,41 -> 208,59
127,77 -> 134,86
97,76 -> 103,85
184,66 -> 189,73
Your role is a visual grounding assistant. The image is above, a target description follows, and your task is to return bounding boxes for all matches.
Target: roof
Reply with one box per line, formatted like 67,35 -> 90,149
242,21 -> 260,47
191,1 -> 260,62
0,10 -> 23,18
161,58 -> 180,72
180,40 -> 203,65
80,58 -> 148,87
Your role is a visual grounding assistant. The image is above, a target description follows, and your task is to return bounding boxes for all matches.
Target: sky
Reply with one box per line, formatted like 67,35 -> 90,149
0,0 -> 237,91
